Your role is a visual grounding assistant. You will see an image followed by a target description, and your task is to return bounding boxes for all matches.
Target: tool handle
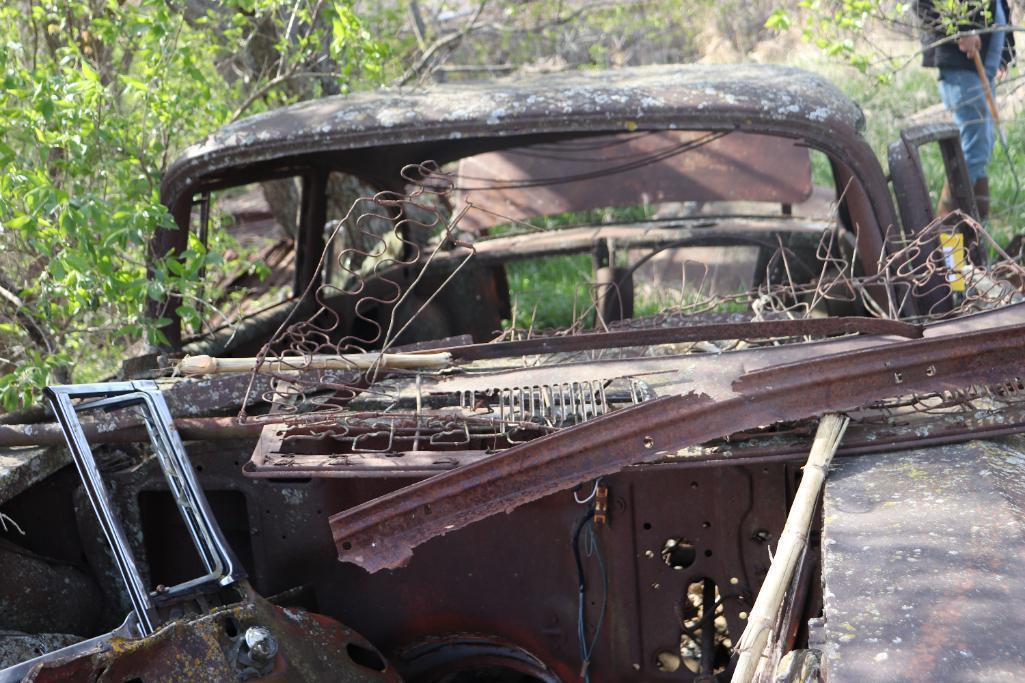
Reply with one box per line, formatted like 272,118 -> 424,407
972,51 -> 1002,126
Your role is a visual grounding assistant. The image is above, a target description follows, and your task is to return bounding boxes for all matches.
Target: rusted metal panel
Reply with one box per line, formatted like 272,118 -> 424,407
455,131 -> 813,230
328,323 -> 1025,572
162,64 -> 863,212
10,404 -> 751,681
20,596 -> 401,682
0,418 -> 261,449
79,439 -> 791,681
821,439 -> 1025,682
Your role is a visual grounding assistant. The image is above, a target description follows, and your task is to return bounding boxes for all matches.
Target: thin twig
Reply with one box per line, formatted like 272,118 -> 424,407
395,0 -> 488,86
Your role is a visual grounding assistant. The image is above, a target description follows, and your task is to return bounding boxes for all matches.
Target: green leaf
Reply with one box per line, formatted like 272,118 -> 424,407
765,9 -> 792,31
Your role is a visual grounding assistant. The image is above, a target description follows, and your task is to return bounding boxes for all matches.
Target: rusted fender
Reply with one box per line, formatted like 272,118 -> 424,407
329,323 -> 1025,573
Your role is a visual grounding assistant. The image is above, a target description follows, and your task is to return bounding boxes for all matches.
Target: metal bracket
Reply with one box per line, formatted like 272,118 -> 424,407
45,380 -> 243,636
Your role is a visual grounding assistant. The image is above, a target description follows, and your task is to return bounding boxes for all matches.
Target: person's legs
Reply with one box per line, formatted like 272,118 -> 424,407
938,69 -> 994,184
937,69 -> 996,221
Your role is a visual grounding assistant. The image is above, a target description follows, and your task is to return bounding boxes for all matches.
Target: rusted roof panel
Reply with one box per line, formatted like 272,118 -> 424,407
161,64 -> 864,209
822,439 -> 1025,681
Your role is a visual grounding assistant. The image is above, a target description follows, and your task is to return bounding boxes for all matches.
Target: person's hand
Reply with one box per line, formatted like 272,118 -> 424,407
997,65 -> 1008,81
958,34 -> 982,59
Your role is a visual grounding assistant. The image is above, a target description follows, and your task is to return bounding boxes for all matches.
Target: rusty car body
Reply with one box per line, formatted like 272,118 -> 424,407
1,64 -> 1024,683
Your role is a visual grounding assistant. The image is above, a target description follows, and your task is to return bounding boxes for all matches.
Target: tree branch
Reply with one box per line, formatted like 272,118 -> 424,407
230,55 -> 330,122
395,0 -> 488,86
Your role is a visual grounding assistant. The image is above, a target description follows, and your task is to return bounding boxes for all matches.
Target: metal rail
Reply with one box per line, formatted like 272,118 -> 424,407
45,381 -> 243,635
434,317 -> 923,360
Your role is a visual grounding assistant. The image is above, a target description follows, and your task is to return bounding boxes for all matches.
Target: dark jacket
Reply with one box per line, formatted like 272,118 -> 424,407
916,0 -> 1015,71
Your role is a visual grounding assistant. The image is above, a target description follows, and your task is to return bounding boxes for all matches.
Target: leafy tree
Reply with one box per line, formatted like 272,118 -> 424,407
765,1 -> 997,79
0,0 -> 388,410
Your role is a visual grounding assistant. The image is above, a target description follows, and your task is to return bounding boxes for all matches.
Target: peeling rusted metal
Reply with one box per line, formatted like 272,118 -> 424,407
0,417 -> 260,448
329,323 -> 1025,572
18,595 -> 400,682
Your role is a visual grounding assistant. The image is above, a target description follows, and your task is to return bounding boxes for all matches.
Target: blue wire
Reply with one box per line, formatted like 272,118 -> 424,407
573,512 -> 608,682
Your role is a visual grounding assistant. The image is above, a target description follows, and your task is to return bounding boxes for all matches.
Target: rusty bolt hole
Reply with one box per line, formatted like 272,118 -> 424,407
342,541 -> 353,550
346,643 -> 387,672
661,539 -> 696,570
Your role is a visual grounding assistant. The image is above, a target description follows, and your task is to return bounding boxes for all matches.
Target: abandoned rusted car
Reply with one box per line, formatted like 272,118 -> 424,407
2,64 -> 1025,683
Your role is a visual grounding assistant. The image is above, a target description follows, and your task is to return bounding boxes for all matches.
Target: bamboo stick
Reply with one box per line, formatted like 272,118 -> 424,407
731,412 -> 849,683
178,352 -> 453,376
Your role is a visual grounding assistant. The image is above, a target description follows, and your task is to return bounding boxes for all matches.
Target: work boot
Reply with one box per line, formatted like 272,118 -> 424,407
973,176 -> 990,222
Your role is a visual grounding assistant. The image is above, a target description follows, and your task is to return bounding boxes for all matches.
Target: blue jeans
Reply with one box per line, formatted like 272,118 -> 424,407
939,68 -> 997,183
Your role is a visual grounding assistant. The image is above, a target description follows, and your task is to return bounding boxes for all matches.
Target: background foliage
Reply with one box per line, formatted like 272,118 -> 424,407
0,0 -> 388,409
0,0 -> 1021,410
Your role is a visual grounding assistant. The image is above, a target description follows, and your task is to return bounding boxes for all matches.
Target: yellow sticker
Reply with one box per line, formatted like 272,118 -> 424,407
939,232 -> 966,292
623,120 -> 638,132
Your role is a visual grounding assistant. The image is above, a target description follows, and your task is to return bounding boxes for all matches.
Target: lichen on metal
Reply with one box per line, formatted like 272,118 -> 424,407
161,63 -> 865,210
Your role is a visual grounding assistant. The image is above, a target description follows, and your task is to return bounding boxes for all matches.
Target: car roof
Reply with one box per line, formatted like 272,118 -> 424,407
161,63 -> 865,212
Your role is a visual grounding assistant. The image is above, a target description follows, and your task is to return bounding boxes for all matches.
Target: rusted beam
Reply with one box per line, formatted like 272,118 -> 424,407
436,317 -> 922,360
329,324 -> 1025,572
0,417 -> 260,448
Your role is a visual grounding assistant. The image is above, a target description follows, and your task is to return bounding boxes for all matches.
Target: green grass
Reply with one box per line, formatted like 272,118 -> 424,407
502,251 -> 760,331
504,254 -> 594,331
496,205 -> 655,330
